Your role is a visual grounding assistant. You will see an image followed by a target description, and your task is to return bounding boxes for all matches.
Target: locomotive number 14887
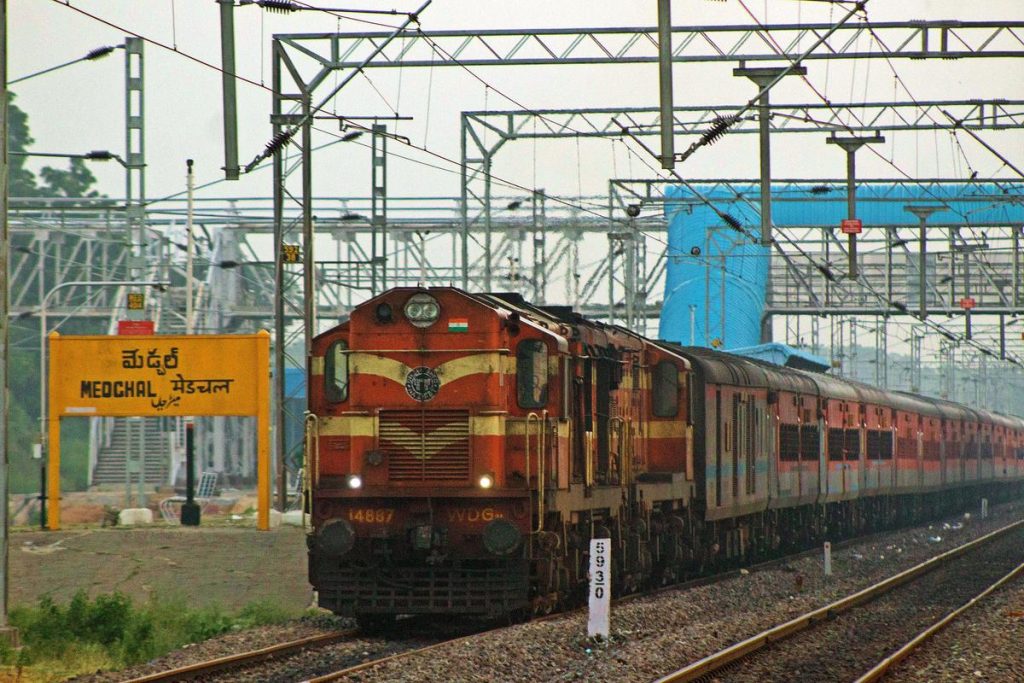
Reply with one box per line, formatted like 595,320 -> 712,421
348,508 -> 395,523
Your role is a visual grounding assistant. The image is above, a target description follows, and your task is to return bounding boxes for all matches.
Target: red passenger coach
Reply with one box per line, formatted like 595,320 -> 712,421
305,287 -> 1024,626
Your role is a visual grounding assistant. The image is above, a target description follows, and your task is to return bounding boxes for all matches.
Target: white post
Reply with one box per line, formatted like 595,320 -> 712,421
588,538 -> 610,638
185,159 -> 195,334
981,498 -> 989,519
824,541 -> 832,577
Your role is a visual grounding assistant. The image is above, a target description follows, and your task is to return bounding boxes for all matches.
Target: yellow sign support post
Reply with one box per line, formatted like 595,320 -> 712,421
47,331 -> 272,530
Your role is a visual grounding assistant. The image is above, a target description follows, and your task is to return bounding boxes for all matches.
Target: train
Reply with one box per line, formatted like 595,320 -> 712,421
305,286 -> 1024,627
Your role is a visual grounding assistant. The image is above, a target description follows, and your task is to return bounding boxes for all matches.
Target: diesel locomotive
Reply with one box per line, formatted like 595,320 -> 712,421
305,286 -> 1024,626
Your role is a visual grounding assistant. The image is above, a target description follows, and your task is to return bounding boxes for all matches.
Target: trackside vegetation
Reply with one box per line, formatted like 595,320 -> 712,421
0,591 -> 296,681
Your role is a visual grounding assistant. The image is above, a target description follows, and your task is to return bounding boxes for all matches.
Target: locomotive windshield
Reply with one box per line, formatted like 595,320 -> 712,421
516,340 -> 548,408
324,340 -> 349,403
652,361 -> 678,417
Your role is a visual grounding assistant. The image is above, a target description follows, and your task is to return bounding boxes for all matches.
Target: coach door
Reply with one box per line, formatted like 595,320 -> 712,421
940,419 -> 948,488
818,399 -> 827,496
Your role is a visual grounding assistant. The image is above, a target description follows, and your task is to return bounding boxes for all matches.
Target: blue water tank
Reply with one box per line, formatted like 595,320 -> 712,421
659,186 -> 769,348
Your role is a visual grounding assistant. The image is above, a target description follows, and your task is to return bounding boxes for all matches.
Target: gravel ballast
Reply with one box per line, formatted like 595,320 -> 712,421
885,572 -> 1024,682
73,501 -> 1024,683
328,502 -> 1024,683
720,526 -> 1024,682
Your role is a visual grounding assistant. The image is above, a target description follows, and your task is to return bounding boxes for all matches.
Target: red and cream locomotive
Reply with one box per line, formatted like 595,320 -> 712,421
306,287 -> 1024,626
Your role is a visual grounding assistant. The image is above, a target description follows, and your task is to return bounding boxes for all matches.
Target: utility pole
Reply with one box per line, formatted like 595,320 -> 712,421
657,0 -> 675,170
0,0 -> 16,645
826,132 -> 884,279
218,0 -> 239,180
733,63 -> 807,246
905,205 -> 941,319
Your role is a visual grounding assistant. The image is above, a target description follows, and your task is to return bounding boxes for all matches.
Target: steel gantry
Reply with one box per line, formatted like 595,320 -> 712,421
461,100 -> 1024,332
282,20 -> 1024,69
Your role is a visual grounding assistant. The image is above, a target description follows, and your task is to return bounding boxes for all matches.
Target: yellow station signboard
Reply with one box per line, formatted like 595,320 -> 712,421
47,332 -> 271,530
50,333 -> 266,417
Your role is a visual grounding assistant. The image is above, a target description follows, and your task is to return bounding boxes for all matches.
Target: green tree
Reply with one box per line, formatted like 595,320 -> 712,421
6,94 -> 101,497
8,92 -> 100,198
8,93 -> 38,197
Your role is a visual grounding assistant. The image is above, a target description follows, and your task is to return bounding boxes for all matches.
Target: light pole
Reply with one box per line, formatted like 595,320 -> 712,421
37,280 -> 169,459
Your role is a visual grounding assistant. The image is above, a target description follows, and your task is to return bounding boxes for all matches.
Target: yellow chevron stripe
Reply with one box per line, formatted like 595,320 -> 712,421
437,354 -> 501,383
350,354 -> 412,384
349,352 -> 506,387
379,423 -> 469,459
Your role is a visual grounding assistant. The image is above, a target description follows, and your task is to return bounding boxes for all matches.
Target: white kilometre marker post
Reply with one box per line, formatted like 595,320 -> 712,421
824,541 -> 833,577
588,538 -> 611,638
981,498 -> 989,519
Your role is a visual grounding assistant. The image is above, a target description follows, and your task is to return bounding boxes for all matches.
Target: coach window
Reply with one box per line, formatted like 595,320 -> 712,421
324,340 -> 349,403
517,340 -> 548,408
652,361 -> 679,417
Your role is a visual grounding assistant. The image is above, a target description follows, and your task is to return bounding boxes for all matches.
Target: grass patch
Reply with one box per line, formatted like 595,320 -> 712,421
0,591 -> 296,680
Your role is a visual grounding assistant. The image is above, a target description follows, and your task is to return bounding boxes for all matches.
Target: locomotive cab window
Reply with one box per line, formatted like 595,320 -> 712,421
324,340 -> 349,403
517,340 -> 548,408
652,361 -> 679,417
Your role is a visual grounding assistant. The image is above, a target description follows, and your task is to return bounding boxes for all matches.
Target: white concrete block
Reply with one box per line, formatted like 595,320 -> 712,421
268,509 -> 283,529
118,508 -> 154,526
281,510 -> 306,527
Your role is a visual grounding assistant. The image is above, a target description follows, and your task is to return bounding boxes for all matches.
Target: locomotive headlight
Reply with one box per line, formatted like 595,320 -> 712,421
404,293 -> 440,328
346,474 -> 363,489
478,473 -> 494,489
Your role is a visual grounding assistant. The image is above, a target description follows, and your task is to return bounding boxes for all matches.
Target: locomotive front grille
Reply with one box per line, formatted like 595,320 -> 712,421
380,409 -> 471,481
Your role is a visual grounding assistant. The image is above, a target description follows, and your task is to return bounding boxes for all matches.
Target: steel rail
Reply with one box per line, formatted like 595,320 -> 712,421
653,517 -> 1024,683
300,626 -> 492,683
853,557 -> 1024,683
122,629 -> 357,683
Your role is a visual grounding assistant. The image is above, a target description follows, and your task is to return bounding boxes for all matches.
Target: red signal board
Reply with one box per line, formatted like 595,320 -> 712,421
117,320 -> 155,335
840,219 -> 863,235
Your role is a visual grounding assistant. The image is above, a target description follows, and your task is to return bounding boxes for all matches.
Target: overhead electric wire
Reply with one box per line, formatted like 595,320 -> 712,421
717,0 -> 1024,364
45,0 -> 1023,363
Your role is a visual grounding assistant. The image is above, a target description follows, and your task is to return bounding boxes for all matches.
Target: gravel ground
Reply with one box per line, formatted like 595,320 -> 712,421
721,526 -> 1024,682
886,571 -> 1024,682
324,502 -> 1024,683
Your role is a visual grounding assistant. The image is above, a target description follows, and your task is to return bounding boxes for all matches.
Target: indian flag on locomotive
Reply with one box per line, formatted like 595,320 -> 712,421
447,318 -> 469,332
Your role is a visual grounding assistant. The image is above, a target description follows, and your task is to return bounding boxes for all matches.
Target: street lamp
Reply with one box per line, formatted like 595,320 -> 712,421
37,280 -> 170,461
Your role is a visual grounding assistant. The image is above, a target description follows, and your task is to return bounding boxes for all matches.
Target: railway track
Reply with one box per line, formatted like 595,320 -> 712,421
122,630 -> 358,683
653,517 -> 1024,683
854,557 -> 1024,682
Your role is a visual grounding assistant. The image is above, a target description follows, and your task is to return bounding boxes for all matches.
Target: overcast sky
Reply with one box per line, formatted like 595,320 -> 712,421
10,0 -> 1024,207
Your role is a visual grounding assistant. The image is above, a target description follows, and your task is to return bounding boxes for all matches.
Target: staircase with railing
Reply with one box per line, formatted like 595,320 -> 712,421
90,417 -> 176,486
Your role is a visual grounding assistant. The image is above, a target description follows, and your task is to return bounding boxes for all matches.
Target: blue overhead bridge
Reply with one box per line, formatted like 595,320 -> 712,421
659,181 -> 1024,354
